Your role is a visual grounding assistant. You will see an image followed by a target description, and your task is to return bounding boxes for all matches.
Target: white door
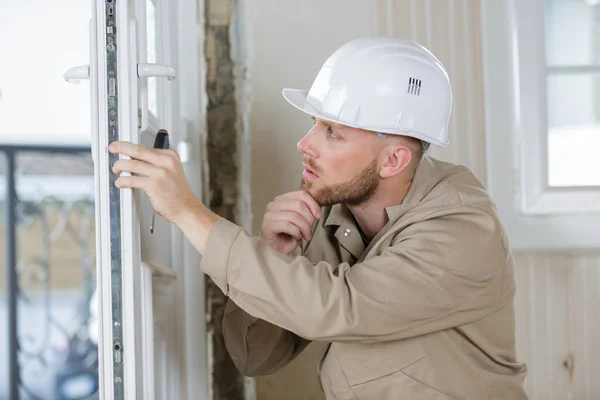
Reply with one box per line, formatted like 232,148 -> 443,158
64,0 -> 207,398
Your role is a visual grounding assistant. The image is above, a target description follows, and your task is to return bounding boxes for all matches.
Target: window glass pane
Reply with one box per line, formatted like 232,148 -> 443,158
0,150 -> 98,399
146,0 -> 159,118
0,0 -> 91,145
0,151 -> 6,397
544,0 -> 600,67
547,73 -> 600,186
0,152 -> 5,293
545,0 -> 600,187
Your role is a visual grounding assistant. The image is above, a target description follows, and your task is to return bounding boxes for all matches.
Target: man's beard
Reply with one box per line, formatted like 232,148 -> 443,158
300,158 -> 379,206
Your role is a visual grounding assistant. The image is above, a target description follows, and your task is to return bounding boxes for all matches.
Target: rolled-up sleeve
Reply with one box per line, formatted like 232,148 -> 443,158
202,205 -> 509,343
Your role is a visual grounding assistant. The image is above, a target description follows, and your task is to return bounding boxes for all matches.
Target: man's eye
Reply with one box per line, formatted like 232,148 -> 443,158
327,128 -> 339,139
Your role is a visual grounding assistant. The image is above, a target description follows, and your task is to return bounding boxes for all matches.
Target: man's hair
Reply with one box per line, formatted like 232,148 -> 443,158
418,140 -> 430,159
377,132 -> 430,166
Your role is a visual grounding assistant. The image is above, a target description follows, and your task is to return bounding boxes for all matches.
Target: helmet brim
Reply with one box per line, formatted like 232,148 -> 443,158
282,88 -> 448,147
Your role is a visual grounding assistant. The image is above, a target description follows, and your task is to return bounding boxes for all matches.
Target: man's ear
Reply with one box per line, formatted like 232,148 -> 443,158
379,145 -> 412,178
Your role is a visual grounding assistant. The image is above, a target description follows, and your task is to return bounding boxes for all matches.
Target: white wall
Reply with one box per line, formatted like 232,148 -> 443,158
237,1 -> 600,399
240,0 -> 487,239
0,0 -> 92,146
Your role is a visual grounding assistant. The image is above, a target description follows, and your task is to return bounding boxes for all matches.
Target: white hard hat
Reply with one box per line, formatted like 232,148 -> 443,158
282,37 -> 452,147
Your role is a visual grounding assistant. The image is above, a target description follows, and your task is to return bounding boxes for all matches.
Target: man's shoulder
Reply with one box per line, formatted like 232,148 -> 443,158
420,157 -> 494,211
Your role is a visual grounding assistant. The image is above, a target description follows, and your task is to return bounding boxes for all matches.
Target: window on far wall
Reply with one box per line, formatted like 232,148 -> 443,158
545,0 -> 600,187
481,0 -> 600,250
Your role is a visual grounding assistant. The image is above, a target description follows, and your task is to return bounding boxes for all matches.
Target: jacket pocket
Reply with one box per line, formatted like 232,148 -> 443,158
335,338 -> 426,386
335,340 -> 454,399
351,369 -> 454,400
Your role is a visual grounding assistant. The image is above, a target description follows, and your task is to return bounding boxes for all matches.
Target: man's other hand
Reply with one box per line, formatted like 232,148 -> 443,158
260,191 -> 321,254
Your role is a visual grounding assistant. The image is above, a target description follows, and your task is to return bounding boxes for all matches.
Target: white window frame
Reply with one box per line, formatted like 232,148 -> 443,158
86,0 -> 207,398
481,0 -> 600,251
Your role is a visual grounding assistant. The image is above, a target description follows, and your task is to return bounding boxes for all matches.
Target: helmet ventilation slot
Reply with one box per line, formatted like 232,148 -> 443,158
408,77 -> 422,96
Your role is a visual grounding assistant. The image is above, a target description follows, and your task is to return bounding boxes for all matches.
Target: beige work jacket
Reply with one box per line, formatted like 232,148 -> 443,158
202,156 -> 528,399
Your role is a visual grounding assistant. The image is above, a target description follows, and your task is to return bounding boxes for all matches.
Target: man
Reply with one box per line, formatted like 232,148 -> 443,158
110,37 -> 528,399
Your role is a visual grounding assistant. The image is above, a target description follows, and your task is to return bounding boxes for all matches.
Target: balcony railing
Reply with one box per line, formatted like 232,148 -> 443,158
1,144 -> 98,400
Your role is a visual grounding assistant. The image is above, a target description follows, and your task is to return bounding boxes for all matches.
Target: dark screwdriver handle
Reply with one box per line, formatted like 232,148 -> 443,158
150,129 -> 169,234
153,129 -> 169,149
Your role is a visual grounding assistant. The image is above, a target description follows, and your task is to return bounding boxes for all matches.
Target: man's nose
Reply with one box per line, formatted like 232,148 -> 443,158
297,127 -> 318,158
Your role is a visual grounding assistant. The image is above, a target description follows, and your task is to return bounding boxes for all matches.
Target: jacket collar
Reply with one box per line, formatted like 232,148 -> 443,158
324,155 -> 444,228
321,156 -> 444,259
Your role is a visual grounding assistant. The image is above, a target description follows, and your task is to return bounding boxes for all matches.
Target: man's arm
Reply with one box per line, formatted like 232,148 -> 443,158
198,205 -> 509,343
108,142 -> 319,374
180,195 -> 315,375
107,141 -> 508,344
223,299 -> 310,376
221,191 -> 319,376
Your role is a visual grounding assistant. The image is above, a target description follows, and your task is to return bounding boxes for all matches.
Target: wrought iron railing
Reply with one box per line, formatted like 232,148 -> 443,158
1,144 -> 99,400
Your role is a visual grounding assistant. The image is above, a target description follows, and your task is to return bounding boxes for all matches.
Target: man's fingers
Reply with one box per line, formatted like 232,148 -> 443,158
266,199 -> 317,226
112,159 -> 160,176
109,141 -> 157,162
153,149 -> 182,169
265,211 -> 312,240
115,175 -> 150,190
297,191 -> 322,219
109,141 -> 179,169
154,148 -> 180,158
269,220 -> 302,240
267,200 -> 314,225
274,191 -> 321,219
262,191 -> 321,243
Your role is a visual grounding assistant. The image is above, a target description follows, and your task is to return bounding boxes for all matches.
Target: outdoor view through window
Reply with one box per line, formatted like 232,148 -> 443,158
0,0 -> 98,399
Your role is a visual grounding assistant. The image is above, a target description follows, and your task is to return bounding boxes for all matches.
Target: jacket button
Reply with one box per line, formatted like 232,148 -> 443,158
344,228 -> 351,236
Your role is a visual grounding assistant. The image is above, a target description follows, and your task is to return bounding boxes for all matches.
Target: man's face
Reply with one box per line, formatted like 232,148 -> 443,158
298,118 -> 381,206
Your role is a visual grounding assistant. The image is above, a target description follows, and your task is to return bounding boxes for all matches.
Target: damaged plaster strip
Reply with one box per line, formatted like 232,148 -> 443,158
230,0 -> 253,235
204,0 -> 254,399
198,0 -> 211,208
230,5 -> 254,398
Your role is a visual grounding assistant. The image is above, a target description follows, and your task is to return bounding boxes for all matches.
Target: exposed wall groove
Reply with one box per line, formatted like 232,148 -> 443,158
204,0 -> 245,398
230,0 -> 254,234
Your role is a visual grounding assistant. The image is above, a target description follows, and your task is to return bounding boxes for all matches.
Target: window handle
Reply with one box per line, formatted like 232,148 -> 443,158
137,63 -> 177,81
63,65 -> 90,84
64,63 -> 176,83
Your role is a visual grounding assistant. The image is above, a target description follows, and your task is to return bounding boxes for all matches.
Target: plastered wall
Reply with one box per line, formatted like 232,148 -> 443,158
228,1 -> 600,398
